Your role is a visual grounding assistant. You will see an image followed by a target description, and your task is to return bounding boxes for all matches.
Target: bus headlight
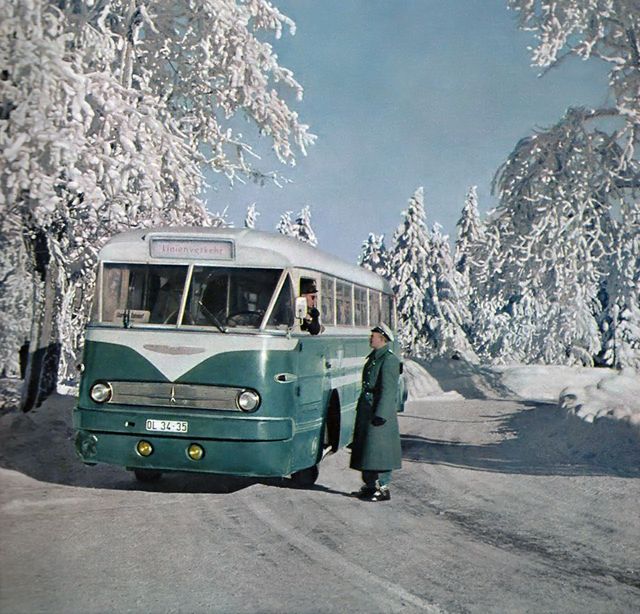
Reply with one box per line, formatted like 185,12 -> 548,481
236,389 -> 260,412
90,382 -> 113,403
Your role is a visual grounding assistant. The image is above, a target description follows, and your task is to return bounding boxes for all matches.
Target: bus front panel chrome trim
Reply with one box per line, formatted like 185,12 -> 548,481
106,382 -> 247,411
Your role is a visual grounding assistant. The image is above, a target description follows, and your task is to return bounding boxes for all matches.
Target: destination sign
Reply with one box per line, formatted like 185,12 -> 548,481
150,238 -> 234,260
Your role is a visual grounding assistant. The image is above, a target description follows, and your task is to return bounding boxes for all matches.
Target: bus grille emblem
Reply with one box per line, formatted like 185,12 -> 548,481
170,385 -> 177,404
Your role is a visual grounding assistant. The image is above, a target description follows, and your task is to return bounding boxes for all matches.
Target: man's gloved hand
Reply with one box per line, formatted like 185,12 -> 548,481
371,415 -> 386,427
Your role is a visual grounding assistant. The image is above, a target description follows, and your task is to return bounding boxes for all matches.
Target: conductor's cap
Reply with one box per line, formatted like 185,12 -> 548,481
371,323 -> 394,342
300,279 -> 318,294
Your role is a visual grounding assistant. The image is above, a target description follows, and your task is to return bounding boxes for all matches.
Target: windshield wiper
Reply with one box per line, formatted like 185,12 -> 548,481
198,300 -> 227,333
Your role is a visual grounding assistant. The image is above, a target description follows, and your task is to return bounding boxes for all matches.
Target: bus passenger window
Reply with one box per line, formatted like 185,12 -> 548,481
267,275 -> 294,329
321,276 -> 335,326
354,286 -> 368,327
381,293 -> 392,326
336,280 -> 352,326
369,290 -> 382,326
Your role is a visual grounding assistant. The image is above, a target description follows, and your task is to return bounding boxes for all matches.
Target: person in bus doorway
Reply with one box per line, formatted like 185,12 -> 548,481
350,323 -> 402,502
299,279 -> 323,335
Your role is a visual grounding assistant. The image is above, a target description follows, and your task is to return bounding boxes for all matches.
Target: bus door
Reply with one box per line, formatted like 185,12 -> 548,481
292,276 -> 330,466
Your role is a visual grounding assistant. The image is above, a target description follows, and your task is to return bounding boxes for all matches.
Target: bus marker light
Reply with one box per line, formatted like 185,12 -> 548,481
136,440 -> 153,457
187,444 -> 204,461
237,390 -> 260,412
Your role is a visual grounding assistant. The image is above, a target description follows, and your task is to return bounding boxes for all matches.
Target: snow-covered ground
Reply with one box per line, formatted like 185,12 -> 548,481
407,358 -> 640,426
1,360 -> 639,614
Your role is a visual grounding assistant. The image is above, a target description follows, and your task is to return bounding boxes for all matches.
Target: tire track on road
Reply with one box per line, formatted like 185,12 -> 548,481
244,495 -> 444,613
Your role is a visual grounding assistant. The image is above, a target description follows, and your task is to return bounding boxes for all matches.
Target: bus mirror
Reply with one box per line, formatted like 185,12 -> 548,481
295,297 -> 307,320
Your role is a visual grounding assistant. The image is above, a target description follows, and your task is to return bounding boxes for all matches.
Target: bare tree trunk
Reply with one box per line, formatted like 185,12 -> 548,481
20,232 -> 61,412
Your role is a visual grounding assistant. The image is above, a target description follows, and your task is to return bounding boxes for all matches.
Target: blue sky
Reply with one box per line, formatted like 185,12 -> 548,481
206,0 -> 609,263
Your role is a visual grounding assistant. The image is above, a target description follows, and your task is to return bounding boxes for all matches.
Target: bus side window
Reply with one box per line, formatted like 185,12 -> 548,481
321,275 -> 335,326
381,293 -> 392,326
267,275 -> 294,329
336,280 -> 352,326
369,290 -> 382,326
354,285 -> 368,327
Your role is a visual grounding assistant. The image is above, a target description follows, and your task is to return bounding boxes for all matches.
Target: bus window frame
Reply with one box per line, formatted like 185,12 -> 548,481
95,261 -> 288,332
260,269 -> 294,332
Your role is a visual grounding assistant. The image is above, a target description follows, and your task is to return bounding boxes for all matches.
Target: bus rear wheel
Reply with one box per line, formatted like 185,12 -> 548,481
133,468 -> 163,482
291,464 -> 319,487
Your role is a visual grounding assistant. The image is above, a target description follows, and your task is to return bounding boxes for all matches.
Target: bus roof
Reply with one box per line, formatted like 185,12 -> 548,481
99,227 -> 391,293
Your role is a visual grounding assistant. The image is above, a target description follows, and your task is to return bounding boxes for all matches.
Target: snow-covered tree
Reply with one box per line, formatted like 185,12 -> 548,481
389,187 -> 430,356
276,210 -> 295,236
600,201 -> 640,369
478,1 -> 640,366
291,206 -> 318,246
454,186 -> 483,333
488,115 -> 613,365
0,220 -> 31,378
423,224 -> 476,360
466,216 -> 512,362
0,0 -> 313,407
508,1 -> 640,155
358,233 -> 391,279
455,186 -> 483,275
244,203 -> 259,229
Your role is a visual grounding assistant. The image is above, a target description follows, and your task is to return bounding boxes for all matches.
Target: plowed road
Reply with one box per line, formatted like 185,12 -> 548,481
1,396 -> 639,613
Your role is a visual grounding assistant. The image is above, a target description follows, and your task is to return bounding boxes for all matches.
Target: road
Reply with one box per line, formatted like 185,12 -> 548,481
1,394 -> 639,613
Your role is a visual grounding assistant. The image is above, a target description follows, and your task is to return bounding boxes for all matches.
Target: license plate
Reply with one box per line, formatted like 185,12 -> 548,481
145,419 -> 188,433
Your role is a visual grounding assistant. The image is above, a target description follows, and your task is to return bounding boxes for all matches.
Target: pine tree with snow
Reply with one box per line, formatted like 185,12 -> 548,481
466,216 -> 512,362
389,187 -> 430,356
454,186 -> 484,336
244,204 -> 259,229
276,211 -> 295,237
600,201 -> 640,370
423,224 -> 476,360
291,206 -> 318,246
455,186 -> 484,275
358,233 -> 391,279
0,0 -> 314,407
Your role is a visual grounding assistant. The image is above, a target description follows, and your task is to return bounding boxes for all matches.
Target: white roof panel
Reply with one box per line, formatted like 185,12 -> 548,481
99,227 -> 391,293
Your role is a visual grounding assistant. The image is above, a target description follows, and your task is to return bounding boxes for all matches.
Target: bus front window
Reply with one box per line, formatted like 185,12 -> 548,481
185,267 -> 282,329
100,264 -> 188,325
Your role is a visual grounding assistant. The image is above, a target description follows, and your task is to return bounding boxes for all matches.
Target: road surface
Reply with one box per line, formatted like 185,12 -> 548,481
1,394 -> 639,613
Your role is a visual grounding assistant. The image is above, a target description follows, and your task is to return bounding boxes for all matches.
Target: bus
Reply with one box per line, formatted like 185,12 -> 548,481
73,227 -> 402,485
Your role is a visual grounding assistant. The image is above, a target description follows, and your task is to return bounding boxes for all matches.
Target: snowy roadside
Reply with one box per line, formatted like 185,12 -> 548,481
407,359 -> 640,427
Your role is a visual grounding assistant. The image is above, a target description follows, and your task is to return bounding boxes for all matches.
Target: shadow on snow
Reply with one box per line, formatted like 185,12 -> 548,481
401,401 -> 640,478
0,389 -> 343,495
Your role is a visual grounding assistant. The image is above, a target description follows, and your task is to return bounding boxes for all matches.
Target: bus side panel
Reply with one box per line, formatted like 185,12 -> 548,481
288,335 -> 369,473
290,336 -> 329,473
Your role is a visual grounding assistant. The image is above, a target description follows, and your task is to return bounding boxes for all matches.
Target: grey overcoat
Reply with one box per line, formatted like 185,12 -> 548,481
349,345 -> 402,472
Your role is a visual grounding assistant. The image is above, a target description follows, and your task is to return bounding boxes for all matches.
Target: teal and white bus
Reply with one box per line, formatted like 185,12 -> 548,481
73,227 -> 401,485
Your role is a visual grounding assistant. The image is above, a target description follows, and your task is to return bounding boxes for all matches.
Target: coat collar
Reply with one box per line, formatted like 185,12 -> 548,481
368,345 -> 391,361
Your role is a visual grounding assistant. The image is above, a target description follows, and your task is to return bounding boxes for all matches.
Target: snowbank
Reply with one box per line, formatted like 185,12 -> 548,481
409,358 -> 640,428
402,360 -> 462,401
559,368 -> 640,426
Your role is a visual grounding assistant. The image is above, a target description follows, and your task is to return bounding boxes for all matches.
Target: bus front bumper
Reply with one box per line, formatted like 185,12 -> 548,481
73,407 -> 295,477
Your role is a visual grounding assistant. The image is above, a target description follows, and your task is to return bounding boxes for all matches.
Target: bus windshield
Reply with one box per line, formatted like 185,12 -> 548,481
99,264 -> 283,329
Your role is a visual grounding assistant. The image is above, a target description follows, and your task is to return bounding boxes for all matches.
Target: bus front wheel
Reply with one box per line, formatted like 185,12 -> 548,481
133,468 -> 163,482
291,464 -> 319,487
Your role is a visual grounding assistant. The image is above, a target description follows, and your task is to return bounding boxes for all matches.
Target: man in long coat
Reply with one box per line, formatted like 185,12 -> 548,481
350,323 -> 402,502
